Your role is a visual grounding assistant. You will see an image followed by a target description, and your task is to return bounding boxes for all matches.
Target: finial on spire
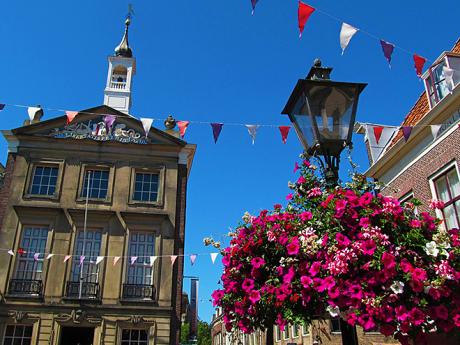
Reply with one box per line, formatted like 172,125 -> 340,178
114,9 -> 133,58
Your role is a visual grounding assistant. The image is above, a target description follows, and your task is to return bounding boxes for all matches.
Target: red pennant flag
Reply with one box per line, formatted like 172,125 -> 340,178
413,54 -> 426,77
298,1 -> 315,38
177,121 -> 189,138
373,126 -> 384,145
279,126 -> 291,144
17,248 -> 25,256
211,123 -> 223,143
402,126 -> 413,142
65,111 -> 78,125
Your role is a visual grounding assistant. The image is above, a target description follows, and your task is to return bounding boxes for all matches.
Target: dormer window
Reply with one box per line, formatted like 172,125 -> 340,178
423,54 -> 460,108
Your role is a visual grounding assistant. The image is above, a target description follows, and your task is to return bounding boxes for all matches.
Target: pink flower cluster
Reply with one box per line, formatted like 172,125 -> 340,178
212,160 -> 460,344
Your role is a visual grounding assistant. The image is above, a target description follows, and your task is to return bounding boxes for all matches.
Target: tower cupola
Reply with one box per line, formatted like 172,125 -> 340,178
114,17 -> 133,58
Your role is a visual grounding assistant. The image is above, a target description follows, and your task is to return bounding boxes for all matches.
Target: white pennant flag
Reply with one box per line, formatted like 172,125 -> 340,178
27,107 -> 41,121
339,23 -> 359,55
245,125 -> 260,145
46,253 -> 54,260
7,250 -> 14,256
210,252 -> 219,264
150,256 -> 158,266
443,66 -> 455,92
96,256 -> 104,265
431,124 -> 442,139
140,118 -> 154,136
113,256 -> 121,266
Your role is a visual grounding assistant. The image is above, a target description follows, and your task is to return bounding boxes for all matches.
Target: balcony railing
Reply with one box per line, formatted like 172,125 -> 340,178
66,281 -> 100,299
122,284 -> 155,300
110,81 -> 126,90
8,279 -> 43,296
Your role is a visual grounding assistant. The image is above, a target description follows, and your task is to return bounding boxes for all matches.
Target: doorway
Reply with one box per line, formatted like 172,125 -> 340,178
60,327 -> 94,345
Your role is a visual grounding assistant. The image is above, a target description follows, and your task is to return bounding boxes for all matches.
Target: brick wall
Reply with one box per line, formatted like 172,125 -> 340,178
381,128 -> 460,213
0,153 -> 16,230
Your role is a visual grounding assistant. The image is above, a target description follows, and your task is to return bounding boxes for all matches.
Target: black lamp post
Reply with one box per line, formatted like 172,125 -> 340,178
282,58 -> 366,187
281,59 -> 367,345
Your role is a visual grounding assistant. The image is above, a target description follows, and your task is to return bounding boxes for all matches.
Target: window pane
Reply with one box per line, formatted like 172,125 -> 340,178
81,169 -> 109,199
15,227 -> 48,281
30,166 -> 58,196
435,176 -> 449,202
127,232 -> 155,285
448,169 -> 460,197
133,173 -> 159,202
71,230 -> 102,283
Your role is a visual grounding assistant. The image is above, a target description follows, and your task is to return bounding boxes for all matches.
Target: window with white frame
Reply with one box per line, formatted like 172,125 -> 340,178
283,325 -> 290,340
121,329 -> 148,345
292,324 -> 299,338
3,325 -> 33,345
274,326 -> 281,342
126,232 -> 155,285
302,324 -> 309,336
330,318 -> 341,333
81,169 -> 109,199
15,227 -> 48,281
399,191 -> 418,214
433,167 -> 460,229
133,172 -> 159,203
70,230 -> 102,283
424,55 -> 460,108
29,165 -> 58,196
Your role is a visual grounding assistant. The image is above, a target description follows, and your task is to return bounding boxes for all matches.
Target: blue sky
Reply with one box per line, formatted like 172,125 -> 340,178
1,0 -> 459,323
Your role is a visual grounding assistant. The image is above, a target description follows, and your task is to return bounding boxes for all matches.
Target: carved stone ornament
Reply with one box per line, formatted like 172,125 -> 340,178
50,119 -> 148,144
8,310 -> 27,323
56,309 -> 102,325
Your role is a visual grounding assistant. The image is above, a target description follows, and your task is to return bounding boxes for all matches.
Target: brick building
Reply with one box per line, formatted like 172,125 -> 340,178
0,17 -> 195,345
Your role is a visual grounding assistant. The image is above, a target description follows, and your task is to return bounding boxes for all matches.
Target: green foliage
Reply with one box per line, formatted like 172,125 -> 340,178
180,323 -> 190,344
197,320 -> 212,345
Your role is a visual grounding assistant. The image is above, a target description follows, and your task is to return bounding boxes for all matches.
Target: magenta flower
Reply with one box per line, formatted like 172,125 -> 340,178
361,239 -> 376,255
297,176 -> 306,184
286,237 -> 300,255
411,268 -> 427,282
248,290 -> 261,304
242,278 -> 255,292
359,192 -> 373,207
211,289 -> 224,306
336,233 -> 351,247
286,193 -> 293,201
300,211 -> 313,221
309,262 -> 321,277
300,275 -> 312,288
334,199 -> 348,218
251,257 -> 265,269
381,252 -> 396,268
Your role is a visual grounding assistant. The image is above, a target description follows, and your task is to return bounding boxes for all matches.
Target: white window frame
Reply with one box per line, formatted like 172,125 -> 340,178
126,232 -> 156,286
70,230 -> 102,283
301,324 -> 309,336
274,326 -> 281,342
429,160 -> 460,230
120,328 -> 149,345
14,227 -> 49,281
2,325 -> 33,345
292,324 -> 300,338
283,325 -> 290,340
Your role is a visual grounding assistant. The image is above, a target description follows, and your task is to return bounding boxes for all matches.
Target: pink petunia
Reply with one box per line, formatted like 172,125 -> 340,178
242,278 -> 255,292
211,289 -> 225,306
251,257 -> 265,269
361,239 -> 376,255
248,290 -> 261,304
286,237 -> 300,255
359,192 -> 374,207
336,233 -> 351,247
286,193 -> 293,201
300,275 -> 312,288
309,262 -> 321,277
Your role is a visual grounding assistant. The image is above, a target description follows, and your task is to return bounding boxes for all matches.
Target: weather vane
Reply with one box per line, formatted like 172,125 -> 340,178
127,4 -> 135,19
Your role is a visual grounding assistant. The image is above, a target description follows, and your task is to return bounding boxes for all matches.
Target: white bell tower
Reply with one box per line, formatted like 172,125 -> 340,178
104,16 -> 136,114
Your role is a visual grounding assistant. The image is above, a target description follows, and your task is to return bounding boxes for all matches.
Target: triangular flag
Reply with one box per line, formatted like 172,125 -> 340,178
339,23 -> 359,55
28,107 -> 40,121
17,248 -> 25,255
7,250 -> 14,256
65,111 -> 78,125
33,253 -> 40,261
96,256 -> 104,265
0,104 -> 5,111
402,126 -> 413,142
46,253 -> 54,260
245,125 -> 260,145
298,1 -> 315,38
251,0 -> 258,15
278,126 -> 291,144
64,255 -> 71,263
431,125 -> 442,139
413,54 -> 426,77
113,256 -> 121,266
170,255 -> 178,265
380,40 -> 395,67
103,115 -> 116,133
79,255 -> 85,266
130,256 -> 138,265
443,66 -> 455,92
210,252 -> 219,264
177,121 -> 190,138
373,126 -> 384,145
140,118 -> 154,136
150,256 -> 158,266
190,254 -> 197,265
211,123 -> 223,144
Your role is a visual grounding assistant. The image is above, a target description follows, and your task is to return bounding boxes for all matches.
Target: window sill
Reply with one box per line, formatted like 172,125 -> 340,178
75,198 -> 112,205
62,297 -> 101,304
6,294 -> 43,301
23,194 -> 59,201
128,201 -> 163,208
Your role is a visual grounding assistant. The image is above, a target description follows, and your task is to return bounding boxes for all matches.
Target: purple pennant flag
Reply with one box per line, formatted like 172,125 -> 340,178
79,255 -> 85,266
380,40 -> 395,67
33,253 -> 40,261
0,104 -> 5,111
211,123 -> 223,144
402,126 -> 413,142
251,0 -> 258,14
190,254 -> 197,266
103,115 -> 116,133
130,256 -> 138,265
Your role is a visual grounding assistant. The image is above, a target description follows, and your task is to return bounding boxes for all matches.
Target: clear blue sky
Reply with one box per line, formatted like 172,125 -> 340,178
1,0 -> 459,323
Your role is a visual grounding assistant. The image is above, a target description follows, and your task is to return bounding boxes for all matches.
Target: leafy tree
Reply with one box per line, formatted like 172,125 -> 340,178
180,323 -> 190,344
197,320 -> 212,345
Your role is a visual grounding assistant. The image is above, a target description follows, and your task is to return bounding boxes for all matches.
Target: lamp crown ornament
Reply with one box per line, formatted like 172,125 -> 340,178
306,58 -> 333,80
164,115 -> 177,130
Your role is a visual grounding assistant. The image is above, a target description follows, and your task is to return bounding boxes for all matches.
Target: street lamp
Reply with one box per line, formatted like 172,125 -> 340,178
281,58 -> 366,187
282,59 -> 366,345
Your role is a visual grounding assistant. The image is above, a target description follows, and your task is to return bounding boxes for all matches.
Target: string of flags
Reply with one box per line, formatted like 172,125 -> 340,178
4,248 -> 221,266
251,0 -> 430,77
0,102 -> 459,146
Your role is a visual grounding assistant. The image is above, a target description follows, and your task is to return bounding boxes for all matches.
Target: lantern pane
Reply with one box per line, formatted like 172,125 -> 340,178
291,94 -> 315,149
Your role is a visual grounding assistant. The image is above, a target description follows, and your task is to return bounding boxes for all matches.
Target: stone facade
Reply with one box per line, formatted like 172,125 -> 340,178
0,105 -> 195,345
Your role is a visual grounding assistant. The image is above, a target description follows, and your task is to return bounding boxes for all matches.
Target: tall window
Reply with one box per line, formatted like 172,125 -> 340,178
133,172 -> 159,202
433,167 -> 460,229
283,326 -> 290,340
15,227 -> 48,281
29,166 -> 58,196
302,325 -> 309,336
330,319 -> 341,333
292,324 -> 299,338
121,329 -> 148,345
3,325 -> 33,345
81,169 -> 109,199
425,61 -> 450,107
126,232 -> 155,285
70,230 -> 102,283
274,326 -> 281,342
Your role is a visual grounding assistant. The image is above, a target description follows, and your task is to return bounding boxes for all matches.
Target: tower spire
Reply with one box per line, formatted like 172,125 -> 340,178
114,16 -> 133,58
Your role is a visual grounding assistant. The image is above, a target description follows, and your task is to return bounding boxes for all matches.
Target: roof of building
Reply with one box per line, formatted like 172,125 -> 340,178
387,38 -> 460,149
